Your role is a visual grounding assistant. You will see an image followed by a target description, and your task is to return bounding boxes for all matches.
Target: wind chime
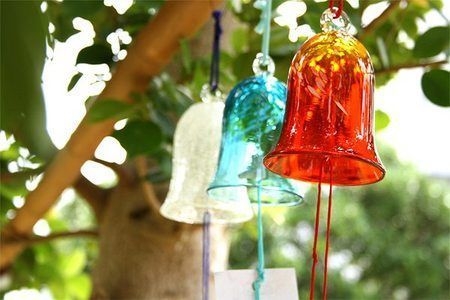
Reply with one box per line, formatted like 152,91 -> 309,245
208,0 -> 302,299
264,0 -> 386,299
159,11 -> 253,300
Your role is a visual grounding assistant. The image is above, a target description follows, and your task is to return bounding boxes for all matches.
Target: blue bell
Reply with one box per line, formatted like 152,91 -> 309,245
207,55 -> 303,206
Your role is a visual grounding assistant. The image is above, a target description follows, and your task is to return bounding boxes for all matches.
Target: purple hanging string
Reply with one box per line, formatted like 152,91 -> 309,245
209,10 -> 222,92
202,11 -> 222,300
202,211 -> 211,300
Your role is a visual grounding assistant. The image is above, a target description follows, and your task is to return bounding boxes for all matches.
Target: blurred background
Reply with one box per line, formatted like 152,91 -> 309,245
1,0 -> 449,299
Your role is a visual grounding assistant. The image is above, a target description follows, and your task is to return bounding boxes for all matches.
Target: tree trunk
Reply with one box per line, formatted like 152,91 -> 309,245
91,179 -> 230,299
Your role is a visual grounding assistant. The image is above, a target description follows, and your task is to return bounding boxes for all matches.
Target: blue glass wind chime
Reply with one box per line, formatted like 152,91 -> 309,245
207,0 -> 302,299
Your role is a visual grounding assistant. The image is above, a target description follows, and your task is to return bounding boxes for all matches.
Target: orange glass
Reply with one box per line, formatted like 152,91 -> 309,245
264,24 -> 385,186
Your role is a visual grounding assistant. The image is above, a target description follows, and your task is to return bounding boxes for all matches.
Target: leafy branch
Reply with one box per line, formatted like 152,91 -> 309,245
3,229 -> 98,246
0,0 -> 224,271
375,59 -> 448,75
358,0 -> 401,40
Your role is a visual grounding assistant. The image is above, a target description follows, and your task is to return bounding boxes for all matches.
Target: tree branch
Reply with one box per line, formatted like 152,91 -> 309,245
0,167 -> 44,184
73,175 -> 110,221
0,0 -> 223,270
3,229 -> 98,246
134,157 -> 164,219
91,157 -> 135,184
358,1 -> 401,40
375,59 -> 448,75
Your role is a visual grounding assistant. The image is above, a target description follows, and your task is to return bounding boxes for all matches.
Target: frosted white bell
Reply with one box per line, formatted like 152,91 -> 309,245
160,93 -> 254,224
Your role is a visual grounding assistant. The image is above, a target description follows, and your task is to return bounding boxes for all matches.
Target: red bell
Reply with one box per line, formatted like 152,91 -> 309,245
264,10 -> 385,186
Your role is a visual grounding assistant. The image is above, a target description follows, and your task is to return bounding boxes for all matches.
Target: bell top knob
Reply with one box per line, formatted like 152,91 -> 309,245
320,8 -> 351,33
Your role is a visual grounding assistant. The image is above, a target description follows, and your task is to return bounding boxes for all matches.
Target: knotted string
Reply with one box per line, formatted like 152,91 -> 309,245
254,0 -> 273,66
328,0 -> 344,18
251,3 -> 273,297
202,11 -> 223,300
209,10 -> 222,92
322,161 -> 333,299
309,162 -> 323,300
252,180 -> 265,300
261,0 -> 272,65
202,211 -> 211,300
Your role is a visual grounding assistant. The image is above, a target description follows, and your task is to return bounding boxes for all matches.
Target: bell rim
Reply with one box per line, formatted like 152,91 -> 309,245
207,183 -> 304,206
263,150 -> 386,186
160,201 -> 254,224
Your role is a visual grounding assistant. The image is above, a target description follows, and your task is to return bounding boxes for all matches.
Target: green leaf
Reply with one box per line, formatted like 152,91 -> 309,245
60,250 -> 86,277
46,1 -> 78,42
0,1 -> 55,159
0,181 -> 28,199
270,26 -> 298,56
231,27 -> 248,53
421,69 -> 450,107
375,109 -> 390,131
232,1 -> 260,25
413,26 -> 450,58
232,52 -> 254,80
179,39 -> 192,73
87,99 -> 135,122
273,56 -> 291,82
62,0 -> 104,19
66,273 -> 91,300
0,140 -> 20,161
113,120 -> 163,157
146,150 -> 172,182
77,44 -> 112,65
67,73 -> 82,91
52,19 -> 78,42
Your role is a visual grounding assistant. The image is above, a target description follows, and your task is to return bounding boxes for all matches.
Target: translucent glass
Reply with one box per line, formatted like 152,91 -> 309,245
207,74 -> 303,205
160,102 -> 253,224
264,10 -> 385,186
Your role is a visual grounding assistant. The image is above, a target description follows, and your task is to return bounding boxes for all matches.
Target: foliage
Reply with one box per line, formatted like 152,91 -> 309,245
229,145 -> 450,299
0,140 -> 97,299
1,0 -> 449,298
0,2 -> 55,159
421,69 -> 450,107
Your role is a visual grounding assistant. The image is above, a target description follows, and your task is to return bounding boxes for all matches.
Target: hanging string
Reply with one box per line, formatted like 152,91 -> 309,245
202,11 -> 223,299
322,161 -> 333,299
252,181 -> 265,300
328,0 -> 344,19
309,161 -> 324,300
261,0 -> 272,65
254,0 -> 273,66
251,2 -> 272,296
209,10 -> 222,93
202,211 -> 211,300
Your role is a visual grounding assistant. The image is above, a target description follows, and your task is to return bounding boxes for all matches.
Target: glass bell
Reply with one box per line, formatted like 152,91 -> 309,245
207,55 -> 303,206
160,89 -> 253,224
264,9 -> 386,186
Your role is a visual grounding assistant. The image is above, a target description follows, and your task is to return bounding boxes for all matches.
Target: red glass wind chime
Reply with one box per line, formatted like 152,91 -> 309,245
264,0 -> 386,299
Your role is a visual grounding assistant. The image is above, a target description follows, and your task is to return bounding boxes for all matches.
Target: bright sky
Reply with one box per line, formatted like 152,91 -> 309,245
376,69 -> 450,178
